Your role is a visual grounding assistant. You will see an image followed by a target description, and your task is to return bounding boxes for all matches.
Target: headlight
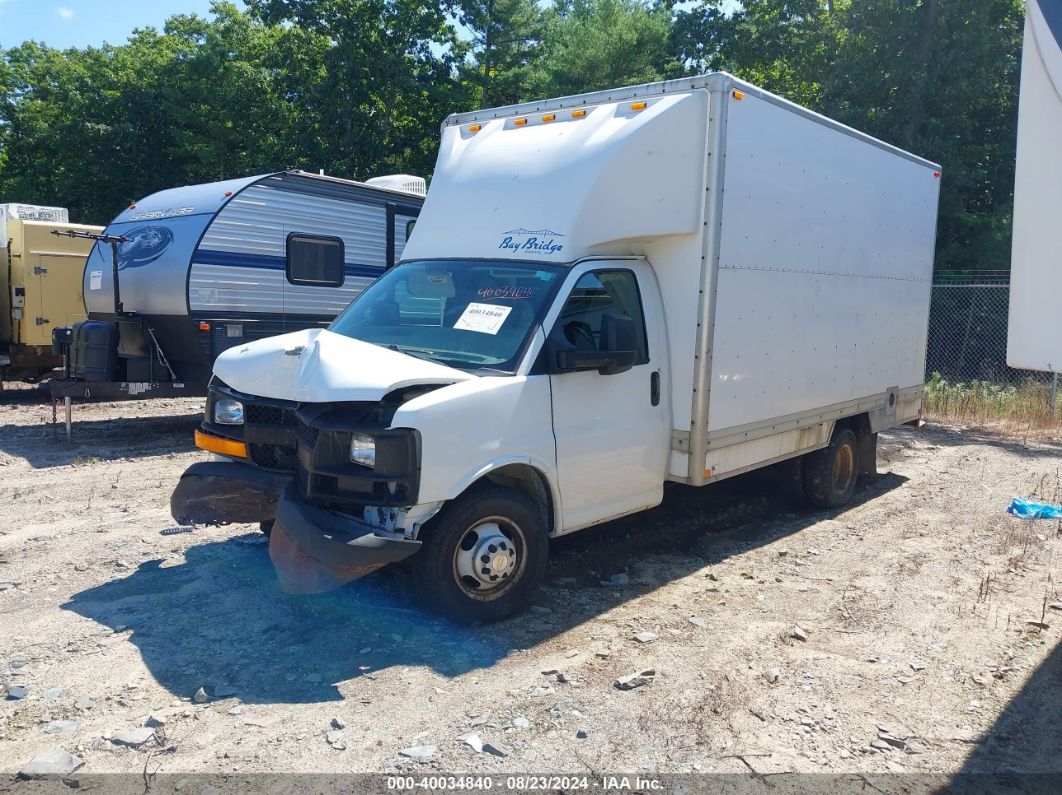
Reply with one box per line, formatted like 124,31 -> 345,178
349,433 -> 376,468
213,398 -> 245,425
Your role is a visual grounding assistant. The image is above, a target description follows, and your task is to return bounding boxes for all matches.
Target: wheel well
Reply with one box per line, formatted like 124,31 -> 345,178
472,464 -> 555,535
835,413 -> 870,438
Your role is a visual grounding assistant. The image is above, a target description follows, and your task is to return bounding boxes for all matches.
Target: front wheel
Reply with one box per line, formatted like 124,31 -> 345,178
415,485 -> 548,624
802,427 -> 860,508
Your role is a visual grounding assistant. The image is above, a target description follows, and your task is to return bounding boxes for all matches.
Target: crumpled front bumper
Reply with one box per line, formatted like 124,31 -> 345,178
171,461 -> 291,526
269,483 -> 421,594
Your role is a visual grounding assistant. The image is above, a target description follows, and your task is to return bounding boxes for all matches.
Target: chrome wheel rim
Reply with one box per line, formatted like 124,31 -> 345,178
453,516 -> 526,600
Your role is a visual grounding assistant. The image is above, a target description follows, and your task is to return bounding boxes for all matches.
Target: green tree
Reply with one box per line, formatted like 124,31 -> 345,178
824,0 -> 1024,274
674,0 -> 1024,274
0,32 -> 200,221
246,0 -> 471,180
162,3 -> 295,182
536,0 -> 676,97
458,0 -> 545,107
674,0 -> 845,107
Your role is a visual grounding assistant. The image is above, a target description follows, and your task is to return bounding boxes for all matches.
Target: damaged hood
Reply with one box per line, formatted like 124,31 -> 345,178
213,328 -> 475,402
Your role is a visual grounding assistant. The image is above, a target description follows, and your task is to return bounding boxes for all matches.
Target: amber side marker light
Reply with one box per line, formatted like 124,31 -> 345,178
198,322 -> 211,331
195,429 -> 247,459
514,117 -> 528,126
732,90 -> 746,100
571,109 -> 587,118
630,101 -> 647,111
542,113 -> 556,123
468,124 -> 481,133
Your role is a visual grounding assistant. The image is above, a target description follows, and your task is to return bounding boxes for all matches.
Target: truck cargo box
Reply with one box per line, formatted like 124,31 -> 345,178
405,72 -> 941,485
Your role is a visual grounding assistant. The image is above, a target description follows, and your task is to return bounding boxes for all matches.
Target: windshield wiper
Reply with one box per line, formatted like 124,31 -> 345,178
389,345 -> 443,364
471,366 -> 512,376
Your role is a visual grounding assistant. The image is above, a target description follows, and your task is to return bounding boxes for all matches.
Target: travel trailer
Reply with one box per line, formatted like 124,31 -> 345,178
173,73 -> 940,622
50,170 -> 424,402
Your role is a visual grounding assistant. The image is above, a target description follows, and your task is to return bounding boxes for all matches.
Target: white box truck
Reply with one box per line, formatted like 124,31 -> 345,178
171,72 -> 941,622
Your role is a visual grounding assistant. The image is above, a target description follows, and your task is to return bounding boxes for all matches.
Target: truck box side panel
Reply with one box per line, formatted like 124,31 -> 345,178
705,92 -> 938,435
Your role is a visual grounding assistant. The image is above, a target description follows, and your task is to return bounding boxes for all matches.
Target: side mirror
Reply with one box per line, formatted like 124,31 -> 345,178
544,312 -> 638,376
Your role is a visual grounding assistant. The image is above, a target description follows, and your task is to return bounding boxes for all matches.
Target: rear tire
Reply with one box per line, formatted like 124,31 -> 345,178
802,427 -> 860,508
415,484 -> 548,624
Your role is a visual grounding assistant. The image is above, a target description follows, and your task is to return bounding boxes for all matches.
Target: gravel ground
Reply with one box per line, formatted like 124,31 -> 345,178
1,390 -> 1061,781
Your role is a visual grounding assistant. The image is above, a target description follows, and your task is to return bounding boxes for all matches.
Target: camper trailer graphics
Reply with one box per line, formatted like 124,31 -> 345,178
117,226 -> 175,269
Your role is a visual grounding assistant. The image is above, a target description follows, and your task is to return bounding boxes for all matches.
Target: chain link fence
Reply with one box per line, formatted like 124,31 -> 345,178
924,275 -> 1058,424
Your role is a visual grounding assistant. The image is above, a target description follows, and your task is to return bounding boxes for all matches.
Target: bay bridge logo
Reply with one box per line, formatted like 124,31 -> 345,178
117,225 -> 174,270
499,228 -> 566,255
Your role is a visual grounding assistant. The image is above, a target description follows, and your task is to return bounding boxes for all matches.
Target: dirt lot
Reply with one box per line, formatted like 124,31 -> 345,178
1,390 -> 1061,782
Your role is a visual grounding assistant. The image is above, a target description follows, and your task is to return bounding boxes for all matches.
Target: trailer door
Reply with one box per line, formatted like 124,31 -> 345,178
25,228 -> 90,346
547,259 -> 671,531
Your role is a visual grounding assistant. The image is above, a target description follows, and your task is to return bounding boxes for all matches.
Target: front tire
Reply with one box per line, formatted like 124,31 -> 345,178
415,484 -> 548,624
802,427 -> 860,508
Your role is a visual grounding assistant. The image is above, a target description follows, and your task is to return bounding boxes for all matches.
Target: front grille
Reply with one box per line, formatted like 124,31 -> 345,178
249,443 -> 298,472
296,419 -> 319,450
246,404 -> 296,426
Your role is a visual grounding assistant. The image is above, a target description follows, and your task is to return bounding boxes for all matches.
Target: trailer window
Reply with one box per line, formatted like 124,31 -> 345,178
556,270 -> 649,364
286,233 -> 345,287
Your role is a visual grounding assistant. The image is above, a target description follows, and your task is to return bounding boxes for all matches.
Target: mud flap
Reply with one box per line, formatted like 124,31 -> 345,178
857,430 -> 878,478
268,518 -> 386,594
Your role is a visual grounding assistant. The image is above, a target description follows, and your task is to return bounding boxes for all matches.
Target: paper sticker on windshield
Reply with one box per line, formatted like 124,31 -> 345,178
454,302 -> 513,335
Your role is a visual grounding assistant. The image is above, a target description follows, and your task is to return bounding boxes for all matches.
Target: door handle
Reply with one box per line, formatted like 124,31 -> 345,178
650,370 -> 660,406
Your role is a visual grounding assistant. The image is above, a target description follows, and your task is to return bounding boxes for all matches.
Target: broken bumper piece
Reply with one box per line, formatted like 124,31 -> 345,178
170,461 -> 291,526
269,483 -> 421,594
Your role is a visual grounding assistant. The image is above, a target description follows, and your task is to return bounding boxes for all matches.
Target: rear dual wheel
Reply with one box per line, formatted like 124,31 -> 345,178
415,484 -> 548,624
802,427 -> 860,508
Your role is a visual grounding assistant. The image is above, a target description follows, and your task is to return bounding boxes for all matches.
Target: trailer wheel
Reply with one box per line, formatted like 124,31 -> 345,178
802,427 -> 860,508
415,484 -> 548,624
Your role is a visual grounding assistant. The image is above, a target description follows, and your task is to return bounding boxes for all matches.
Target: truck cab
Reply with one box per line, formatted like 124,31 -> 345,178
177,255 -> 672,621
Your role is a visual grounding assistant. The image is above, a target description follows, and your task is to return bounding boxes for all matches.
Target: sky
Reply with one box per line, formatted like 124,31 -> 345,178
0,0 -> 247,49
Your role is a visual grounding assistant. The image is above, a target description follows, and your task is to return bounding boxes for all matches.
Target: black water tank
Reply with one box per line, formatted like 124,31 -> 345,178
71,321 -> 119,382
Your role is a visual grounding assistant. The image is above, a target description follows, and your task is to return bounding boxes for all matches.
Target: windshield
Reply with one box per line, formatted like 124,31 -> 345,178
329,260 -> 567,372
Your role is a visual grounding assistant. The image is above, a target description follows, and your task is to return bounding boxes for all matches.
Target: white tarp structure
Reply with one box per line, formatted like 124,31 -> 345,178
0,204 -> 69,248
1007,0 -> 1062,372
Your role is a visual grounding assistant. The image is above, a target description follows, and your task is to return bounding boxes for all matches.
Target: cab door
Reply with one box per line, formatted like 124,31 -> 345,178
546,260 -> 671,531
